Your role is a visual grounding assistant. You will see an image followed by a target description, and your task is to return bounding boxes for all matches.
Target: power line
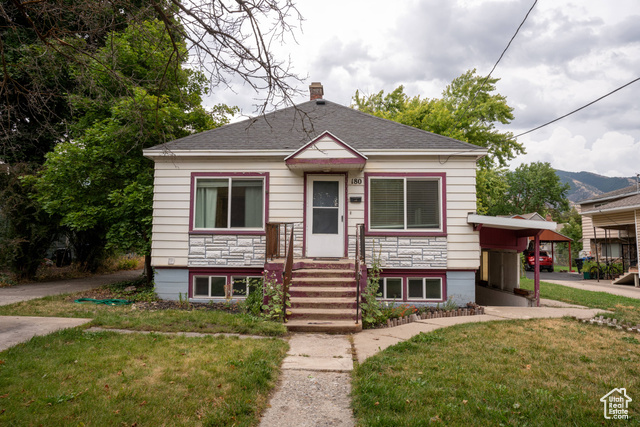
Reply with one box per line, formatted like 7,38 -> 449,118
456,0 -> 537,124
514,76 -> 640,138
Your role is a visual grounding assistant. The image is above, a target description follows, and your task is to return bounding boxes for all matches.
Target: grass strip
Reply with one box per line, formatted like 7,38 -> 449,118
0,294 -> 287,337
520,277 -> 640,325
0,327 -> 287,426
352,318 -> 640,426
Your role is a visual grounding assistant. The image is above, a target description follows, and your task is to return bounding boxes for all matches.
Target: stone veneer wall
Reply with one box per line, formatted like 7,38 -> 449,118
188,223 -> 304,267
349,236 -> 447,268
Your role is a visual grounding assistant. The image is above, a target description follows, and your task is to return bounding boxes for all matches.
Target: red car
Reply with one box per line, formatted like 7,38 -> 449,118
524,250 -> 554,272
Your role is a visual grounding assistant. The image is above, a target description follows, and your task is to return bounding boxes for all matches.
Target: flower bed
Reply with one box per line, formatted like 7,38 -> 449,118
381,303 -> 485,328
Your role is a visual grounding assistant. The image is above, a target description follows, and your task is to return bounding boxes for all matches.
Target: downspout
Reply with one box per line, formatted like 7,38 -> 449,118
534,232 -> 540,306
636,210 -> 640,287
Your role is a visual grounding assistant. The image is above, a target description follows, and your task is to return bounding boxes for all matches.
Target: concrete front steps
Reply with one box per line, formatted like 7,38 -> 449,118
286,259 -> 362,333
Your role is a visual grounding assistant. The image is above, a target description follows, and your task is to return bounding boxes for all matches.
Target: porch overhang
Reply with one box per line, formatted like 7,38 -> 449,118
467,214 -> 557,235
284,130 -> 367,172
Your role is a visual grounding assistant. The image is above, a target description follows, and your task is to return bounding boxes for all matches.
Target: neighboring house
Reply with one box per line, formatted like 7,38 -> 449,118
579,185 -> 639,270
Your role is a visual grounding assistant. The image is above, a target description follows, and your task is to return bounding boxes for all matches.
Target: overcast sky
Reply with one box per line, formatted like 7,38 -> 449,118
210,0 -> 640,178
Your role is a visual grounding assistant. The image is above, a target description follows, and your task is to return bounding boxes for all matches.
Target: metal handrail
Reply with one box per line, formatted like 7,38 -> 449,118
282,225 -> 295,321
355,223 -> 365,324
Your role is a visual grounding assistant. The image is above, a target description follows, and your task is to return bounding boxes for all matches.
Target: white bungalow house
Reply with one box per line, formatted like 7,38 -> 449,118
143,83 -> 549,331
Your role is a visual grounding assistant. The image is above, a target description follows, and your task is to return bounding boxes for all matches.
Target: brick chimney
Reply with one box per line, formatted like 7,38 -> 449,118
545,213 -> 552,222
309,82 -> 324,100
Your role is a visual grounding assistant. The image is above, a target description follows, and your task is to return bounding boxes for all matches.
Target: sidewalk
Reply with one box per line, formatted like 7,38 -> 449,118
352,305 -> 603,363
0,269 -> 143,306
0,269 -> 142,353
540,273 -> 640,300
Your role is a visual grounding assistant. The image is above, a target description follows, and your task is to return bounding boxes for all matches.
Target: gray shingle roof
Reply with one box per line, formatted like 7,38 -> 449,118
578,184 -> 639,204
146,99 -> 482,152
582,192 -> 640,214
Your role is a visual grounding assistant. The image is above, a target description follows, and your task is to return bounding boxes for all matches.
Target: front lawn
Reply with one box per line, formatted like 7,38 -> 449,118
520,277 -> 640,325
352,318 -> 640,426
0,327 -> 287,426
0,279 -> 287,337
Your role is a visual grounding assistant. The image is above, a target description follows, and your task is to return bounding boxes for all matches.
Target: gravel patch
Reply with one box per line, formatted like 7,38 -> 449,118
259,370 -> 354,427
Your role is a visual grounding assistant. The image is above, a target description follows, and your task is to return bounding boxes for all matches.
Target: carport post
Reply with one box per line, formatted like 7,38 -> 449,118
534,232 -> 541,307
568,241 -> 573,272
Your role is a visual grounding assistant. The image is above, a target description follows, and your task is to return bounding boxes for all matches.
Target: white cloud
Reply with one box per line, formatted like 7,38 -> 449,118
512,128 -> 640,177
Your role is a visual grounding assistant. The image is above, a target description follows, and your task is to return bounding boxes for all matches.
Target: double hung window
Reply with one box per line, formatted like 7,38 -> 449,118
407,277 -> 442,301
194,177 -> 264,230
369,176 -> 441,231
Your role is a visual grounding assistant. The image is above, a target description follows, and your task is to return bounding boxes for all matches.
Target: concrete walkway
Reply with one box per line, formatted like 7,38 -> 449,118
526,270 -> 640,300
0,269 -> 143,306
259,334 -> 355,427
0,316 -> 92,352
0,269 -> 143,353
352,305 -> 603,363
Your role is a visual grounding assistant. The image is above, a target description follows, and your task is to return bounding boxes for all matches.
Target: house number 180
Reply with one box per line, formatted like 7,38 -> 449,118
350,178 -> 363,185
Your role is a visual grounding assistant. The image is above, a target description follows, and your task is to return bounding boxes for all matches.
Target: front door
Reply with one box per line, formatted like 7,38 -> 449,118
306,175 -> 345,257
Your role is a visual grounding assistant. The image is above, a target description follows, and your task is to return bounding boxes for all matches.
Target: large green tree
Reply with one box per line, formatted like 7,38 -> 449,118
483,162 -> 570,217
353,70 -> 522,169
33,19 -> 235,277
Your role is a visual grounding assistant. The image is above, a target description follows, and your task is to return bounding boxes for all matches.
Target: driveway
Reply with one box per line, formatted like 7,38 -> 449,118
0,269 -> 142,352
0,269 -> 143,306
525,270 -> 640,300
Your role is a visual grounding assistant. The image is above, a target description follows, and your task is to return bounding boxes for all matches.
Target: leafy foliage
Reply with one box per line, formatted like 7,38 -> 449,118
0,164 -> 60,280
361,248 -> 384,328
31,20 -> 234,272
485,162 -> 570,216
353,69 -> 521,169
261,271 -> 290,322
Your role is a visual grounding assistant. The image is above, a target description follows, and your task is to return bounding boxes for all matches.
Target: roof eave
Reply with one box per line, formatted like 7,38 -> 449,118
467,213 -> 557,231
582,204 -> 640,216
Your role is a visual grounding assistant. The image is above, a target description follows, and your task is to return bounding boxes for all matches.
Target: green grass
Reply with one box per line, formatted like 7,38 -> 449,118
0,327 -> 287,426
520,277 -> 640,325
0,294 -> 287,336
352,318 -> 640,426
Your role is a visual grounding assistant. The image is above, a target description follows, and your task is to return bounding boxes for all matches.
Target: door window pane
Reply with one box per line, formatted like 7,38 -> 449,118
370,179 -> 404,229
313,208 -> 338,234
385,278 -> 402,299
313,181 -> 339,207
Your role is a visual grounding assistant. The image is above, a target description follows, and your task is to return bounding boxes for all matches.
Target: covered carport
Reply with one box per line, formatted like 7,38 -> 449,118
468,214 -> 558,307
528,229 -> 574,272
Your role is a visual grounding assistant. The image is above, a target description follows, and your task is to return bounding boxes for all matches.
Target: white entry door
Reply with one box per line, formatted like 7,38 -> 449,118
306,175 -> 345,257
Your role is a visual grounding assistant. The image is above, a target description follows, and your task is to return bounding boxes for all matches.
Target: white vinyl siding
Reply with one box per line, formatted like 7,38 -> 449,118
150,155 -> 479,270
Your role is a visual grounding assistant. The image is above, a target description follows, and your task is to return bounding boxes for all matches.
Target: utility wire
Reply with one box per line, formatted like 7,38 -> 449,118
455,0 -> 537,127
440,0 -> 537,165
514,76 -> 640,138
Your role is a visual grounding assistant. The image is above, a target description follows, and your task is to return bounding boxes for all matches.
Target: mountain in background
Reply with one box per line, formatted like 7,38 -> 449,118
555,170 -> 637,203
